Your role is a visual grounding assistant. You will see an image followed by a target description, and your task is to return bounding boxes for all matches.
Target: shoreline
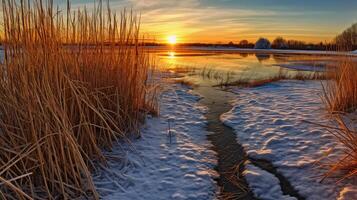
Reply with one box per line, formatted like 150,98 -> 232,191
147,46 -> 357,57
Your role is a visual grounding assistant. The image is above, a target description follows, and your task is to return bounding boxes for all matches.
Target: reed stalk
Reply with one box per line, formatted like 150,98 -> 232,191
0,0 -> 158,199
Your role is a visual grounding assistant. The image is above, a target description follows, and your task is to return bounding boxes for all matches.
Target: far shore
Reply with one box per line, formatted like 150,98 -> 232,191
1,44 -> 355,57
147,45 -> 357,57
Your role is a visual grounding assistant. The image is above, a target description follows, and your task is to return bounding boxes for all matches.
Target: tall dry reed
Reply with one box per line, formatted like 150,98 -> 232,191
318,117 -> 357,183
324,59 -> 357,113
0,0 -> 157,199
322,59 -> 357,113
319,58 -> 357,182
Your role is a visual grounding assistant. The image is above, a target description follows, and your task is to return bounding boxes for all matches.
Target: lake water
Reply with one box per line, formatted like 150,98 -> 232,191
151,46 -> 351,86
0,46 -> 354,87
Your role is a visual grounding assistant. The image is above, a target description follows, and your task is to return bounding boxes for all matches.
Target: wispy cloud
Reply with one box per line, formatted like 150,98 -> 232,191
68,0 -> 357,43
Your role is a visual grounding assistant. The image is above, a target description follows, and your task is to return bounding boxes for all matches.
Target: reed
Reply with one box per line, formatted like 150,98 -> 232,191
322,59 -> 357,113
0,0 -> 157,199
319,58 -> 357,182
314,116 -> 357,183
216,68 -> 327,88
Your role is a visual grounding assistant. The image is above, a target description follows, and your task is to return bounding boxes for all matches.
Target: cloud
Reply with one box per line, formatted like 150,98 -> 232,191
66,0 -> 356,43
127,0 -> 201,9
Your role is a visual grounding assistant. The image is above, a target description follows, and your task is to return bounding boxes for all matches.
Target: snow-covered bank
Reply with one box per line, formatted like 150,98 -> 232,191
244,163 -> 296,200
221,80 -> 357,200
93,85 -> 218,200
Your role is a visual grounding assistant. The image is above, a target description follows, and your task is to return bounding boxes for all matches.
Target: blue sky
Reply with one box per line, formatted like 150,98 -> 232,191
65,0 -> 357,43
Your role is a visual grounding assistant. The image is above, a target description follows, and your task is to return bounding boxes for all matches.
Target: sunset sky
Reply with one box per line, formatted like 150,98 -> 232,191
69,0 -> 357,44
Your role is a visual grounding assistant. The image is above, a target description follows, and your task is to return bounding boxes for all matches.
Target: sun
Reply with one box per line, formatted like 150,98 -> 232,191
167,35 -> 177,45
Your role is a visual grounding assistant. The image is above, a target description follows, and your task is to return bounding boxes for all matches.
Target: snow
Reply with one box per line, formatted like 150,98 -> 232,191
221,80 -> 357,200
338,187 -> 357,200
244,162 -> 296,200
92,79 -> 357,200
93,84 -> 218,200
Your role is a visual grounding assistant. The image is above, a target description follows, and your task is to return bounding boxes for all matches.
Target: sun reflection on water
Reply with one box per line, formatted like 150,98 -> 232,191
168,51 -> 176,58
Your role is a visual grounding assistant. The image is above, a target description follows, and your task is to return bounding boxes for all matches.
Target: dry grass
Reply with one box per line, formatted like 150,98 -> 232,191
313,116 -> 357,183
215,68 -> 327,88
172,79 -> 197,87
319,59 -> 357,182
0,0 -> 157,199
322,59 -> 357,113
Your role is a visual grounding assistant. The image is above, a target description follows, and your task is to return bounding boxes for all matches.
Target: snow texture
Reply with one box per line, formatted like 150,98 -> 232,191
93,85 -> 218,200
244,163 -> 296,200
221,80 -> 357,200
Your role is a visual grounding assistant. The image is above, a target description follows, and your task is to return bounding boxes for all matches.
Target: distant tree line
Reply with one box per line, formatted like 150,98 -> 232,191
182,37 -> 338,51
253,37 -> 336,50
221,38 -> 336,51
250,23 -> 357,51
334,23 -> 357,51
184,23 -> 357,51
137,23 -> 357,51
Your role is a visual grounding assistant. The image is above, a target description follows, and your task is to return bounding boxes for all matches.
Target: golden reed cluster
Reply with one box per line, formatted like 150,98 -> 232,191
321,58 -> 357,182
323,59 -> 357,113
0,0 -> 158,199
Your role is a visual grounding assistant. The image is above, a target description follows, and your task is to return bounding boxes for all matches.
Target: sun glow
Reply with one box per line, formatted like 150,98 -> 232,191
167,35 -> 177,45
168,51 -> 176,58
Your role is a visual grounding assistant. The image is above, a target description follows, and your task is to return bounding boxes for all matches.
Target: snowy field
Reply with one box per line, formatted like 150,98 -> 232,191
93,85 -> 218,200
221,80 -> 357,200
92,79 -> 357,200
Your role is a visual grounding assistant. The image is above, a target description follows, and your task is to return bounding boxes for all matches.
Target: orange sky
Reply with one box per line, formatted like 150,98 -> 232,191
70,0 -> 357,44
